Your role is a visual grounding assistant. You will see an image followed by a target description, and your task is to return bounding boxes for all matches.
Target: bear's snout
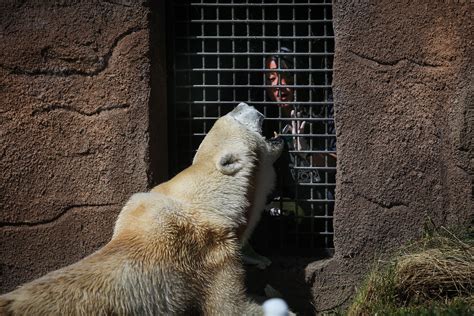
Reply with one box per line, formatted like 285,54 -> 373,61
228,102 -> 264,134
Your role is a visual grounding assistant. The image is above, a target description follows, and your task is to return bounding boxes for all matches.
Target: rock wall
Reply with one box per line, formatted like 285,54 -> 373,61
0,0 -> 471,312
0,0 -> 154,292
308,0 -> 472,312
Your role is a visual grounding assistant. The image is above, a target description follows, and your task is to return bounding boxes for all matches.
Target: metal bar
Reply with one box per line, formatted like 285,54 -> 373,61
176,35 -> 334,39
180,84 -> 332,89
168,1 -> 178,176
216,4 -> 221,114
231,4 -> 236,103
172,104 -> 335,110
201,5 -> 206,133
296,215 -> 334,219
185,19 -> 333,23
186,4 -> 193,168
181,84 -> 332,88
173,101 -> 334,105
175,68 -> 333,72
289,198 -> 335,202
191,130 -> 336,137
187,3 -> 332,6
246,3 -> 250,102
296,183 -> 336,187
291,166 -> 337,171
262,3 -> 267,109
323,0 -> 330,248
309,8 -> 318,248
176,52 -> 335,56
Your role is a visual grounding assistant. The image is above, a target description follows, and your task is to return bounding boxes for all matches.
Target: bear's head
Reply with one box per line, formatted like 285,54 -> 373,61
192,102 -> 283,240
114,103 -> 282,246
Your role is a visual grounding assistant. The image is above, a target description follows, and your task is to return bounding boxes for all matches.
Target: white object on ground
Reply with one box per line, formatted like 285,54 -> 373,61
263,298 -> 289,316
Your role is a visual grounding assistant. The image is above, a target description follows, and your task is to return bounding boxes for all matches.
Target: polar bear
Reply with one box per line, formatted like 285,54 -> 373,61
0,103 -> 283,316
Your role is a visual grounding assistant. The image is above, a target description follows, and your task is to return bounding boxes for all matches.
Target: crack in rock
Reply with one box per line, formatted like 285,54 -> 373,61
0,27 -> 145,77
358,193 -> 409,210
0,203 -> 117,228
57,149 -> 97,158
32,103 -> 130,117
103,0 -> 133,7
348,50 -> 445,68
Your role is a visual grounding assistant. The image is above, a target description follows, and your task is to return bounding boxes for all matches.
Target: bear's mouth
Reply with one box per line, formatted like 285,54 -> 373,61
268,134 -> 284,146
228,102 -> 283,149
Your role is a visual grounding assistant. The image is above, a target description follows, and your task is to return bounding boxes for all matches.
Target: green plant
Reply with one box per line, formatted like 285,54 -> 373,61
346,225 -> 473,316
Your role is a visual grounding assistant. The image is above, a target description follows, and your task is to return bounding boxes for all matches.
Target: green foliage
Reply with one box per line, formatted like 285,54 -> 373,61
360,297 -> 473,316
346,263 -> 398,316
346,225 -> 473,316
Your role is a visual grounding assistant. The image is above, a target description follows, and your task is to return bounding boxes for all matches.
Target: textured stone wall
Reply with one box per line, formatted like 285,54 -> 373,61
0,0 -> 471,312
307,0 -> 473,312
0,0 -> 154,292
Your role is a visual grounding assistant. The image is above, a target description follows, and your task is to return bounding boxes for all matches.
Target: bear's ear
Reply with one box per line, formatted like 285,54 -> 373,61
216,152 -> 243,175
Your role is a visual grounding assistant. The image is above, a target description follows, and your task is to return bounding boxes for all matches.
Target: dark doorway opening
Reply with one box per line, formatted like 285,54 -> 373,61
167,0 -> 336,258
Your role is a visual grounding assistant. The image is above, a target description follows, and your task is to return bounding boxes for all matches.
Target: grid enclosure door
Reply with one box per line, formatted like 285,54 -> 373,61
168,0 -> 335,256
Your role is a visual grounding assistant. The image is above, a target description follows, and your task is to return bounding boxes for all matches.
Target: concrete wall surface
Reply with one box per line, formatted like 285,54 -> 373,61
0,0 -> 152,292
307,0 -> 472,312
0,0 -> 472,313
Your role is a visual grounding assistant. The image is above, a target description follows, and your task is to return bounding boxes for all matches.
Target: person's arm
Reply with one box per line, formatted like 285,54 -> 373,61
289,109 -> 337,167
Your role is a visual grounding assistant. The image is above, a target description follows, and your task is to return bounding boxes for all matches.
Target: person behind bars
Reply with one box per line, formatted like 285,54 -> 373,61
241,47 -> 337,268
264,47 -> 337,220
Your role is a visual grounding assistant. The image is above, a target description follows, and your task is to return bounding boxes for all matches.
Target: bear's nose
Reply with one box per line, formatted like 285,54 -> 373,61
228,102 -> 264,134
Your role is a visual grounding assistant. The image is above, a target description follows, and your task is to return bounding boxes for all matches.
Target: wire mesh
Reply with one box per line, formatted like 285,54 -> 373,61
168,0 -> 335,256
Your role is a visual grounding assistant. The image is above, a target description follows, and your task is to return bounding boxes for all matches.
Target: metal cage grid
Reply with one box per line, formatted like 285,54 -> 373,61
168,0 -> 335,255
